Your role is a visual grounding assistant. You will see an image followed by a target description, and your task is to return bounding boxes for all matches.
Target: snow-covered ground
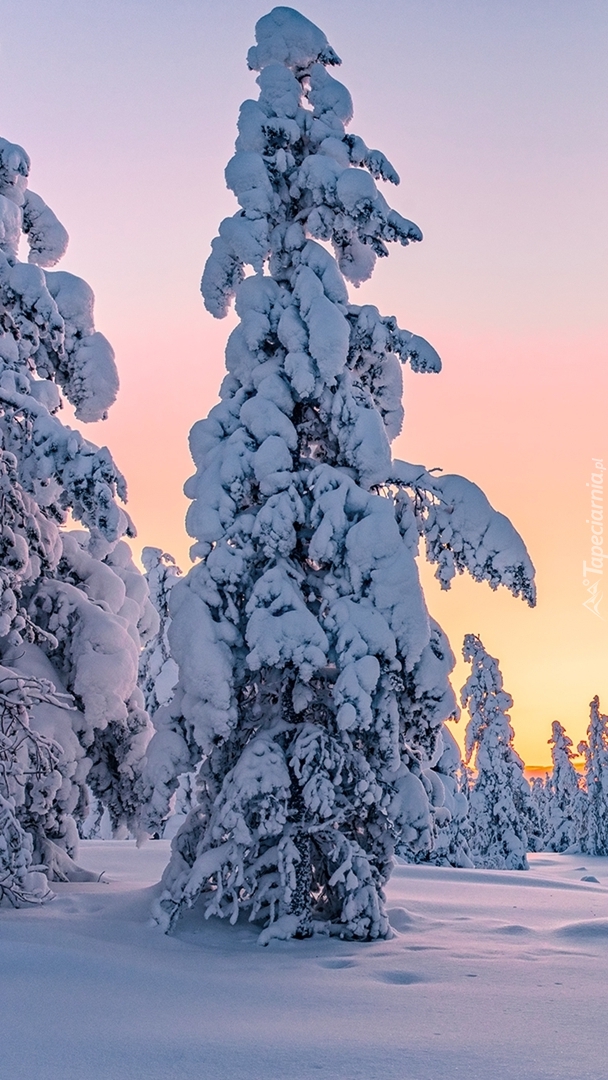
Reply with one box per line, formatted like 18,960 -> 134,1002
2,842 -> 607,1080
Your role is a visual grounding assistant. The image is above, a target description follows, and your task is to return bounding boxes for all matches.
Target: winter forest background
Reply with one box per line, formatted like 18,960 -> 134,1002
1,3 -> 607,1079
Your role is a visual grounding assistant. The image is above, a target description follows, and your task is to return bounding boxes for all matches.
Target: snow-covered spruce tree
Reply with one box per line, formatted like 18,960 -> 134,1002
0,136 -> 153,878
543,722 -> 585,853
138,548 -> 194,836
139,548 -> 181,720
148,7 -> 535,941
462,634 -> 531,870
578,697 -> 608,856
527,774 -> 549,852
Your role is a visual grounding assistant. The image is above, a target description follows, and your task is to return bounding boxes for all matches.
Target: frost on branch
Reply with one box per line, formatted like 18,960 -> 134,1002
147,7 -> 536,941
0,133 -> 152,879
462,634 -> 531,870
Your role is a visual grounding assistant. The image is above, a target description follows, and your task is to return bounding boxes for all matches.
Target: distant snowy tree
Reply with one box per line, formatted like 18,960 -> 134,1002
463,634 -> 531,870
527,774 -> 550,852
0,135 -> 152,879
416,724 -> 473,868
138,548 -> 195,837
139,548 -> 180,718
578,697 -> 608,856
147,7 -> 535,941
543,722 -> 585,852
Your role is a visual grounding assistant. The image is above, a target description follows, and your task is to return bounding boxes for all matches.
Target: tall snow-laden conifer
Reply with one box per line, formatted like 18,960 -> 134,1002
544,721 -> 585,852
578,697 -> 608,855
149,7 -> 535,940
463,634 -> 531,870
0,135 -> 153,880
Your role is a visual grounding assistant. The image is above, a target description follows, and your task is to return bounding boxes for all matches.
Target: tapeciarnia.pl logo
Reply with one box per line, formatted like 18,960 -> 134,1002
583,457 -> 605,618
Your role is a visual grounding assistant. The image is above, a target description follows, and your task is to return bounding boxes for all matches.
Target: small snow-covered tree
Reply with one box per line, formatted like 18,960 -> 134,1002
138,548 -> 194,836
415,723 -> 473,868
139,548 -> 181,718
578,697 -> 608,856
147,7 -> 535,940
527,774 -> 549,852
463,634 -> 531,870
0,669 -> 63,904
543,722 -> 585,852
0,135 -> 152,877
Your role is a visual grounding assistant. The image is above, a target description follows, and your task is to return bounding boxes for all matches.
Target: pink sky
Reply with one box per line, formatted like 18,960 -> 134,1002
2,0 -> 607,764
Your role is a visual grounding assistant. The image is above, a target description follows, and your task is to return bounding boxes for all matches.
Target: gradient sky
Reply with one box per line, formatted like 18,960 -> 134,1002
2,0 -> 607,765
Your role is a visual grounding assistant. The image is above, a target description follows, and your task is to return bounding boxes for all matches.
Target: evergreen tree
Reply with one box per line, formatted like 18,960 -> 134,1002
544,722 -> 585,852
578,697 -> 608,855
148,7 -> 535,940
463,634 -> 531,870
0,136 -> 152,878
138,548 -> 194,836
527,774 -> 550,852
139,548 -> 181,719
418,724 -> 474,868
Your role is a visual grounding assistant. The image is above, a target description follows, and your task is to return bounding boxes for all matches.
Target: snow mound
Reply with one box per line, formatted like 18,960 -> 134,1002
387,906 -> 417,932
556,919 -> 608,940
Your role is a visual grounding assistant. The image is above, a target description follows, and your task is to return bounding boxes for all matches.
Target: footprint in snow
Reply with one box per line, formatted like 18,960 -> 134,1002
375,970 -> 425,985
318,959 -> 358,969
581,875 -> 600,883
491,924 -> 533,936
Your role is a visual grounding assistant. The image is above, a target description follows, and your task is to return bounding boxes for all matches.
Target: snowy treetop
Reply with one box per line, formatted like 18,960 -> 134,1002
203,5 -> 430,322
0,136 -> 68,267
0,134 -> 131,546
247,7 -> 342,73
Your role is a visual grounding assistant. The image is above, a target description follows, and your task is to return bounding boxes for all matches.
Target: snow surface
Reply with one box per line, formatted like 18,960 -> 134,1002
2,840 -> 608,1080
